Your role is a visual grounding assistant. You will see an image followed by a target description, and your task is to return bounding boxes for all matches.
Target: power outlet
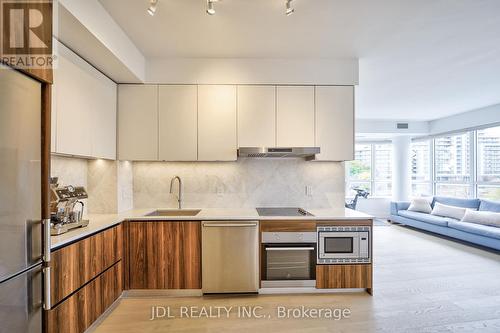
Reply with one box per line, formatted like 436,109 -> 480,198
305,186 -> 313,197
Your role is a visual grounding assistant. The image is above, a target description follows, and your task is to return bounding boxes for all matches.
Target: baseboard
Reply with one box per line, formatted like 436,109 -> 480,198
122,289 -> 203,298
259,287 -> 369,294
84,296 -> 122,333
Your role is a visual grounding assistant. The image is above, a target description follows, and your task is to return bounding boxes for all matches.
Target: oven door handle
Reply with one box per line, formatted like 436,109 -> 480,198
265,247 -> 315,251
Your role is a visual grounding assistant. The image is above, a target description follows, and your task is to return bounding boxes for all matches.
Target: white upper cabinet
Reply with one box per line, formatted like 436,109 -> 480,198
158,85 -> 198,161
54,46 -> 93,157
315,86 -> 354,161
276,86 -> 315,147
118,85 -> 158,161
114,83 -> 354,162
89,68 -> 117,160
51,81 -> 57,153
53,43 -> 117,159
237,85 -> 276,147
198,85 -> 237,161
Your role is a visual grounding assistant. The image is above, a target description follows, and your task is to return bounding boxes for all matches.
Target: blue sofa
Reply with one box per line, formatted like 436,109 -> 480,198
390,196 -> 500,251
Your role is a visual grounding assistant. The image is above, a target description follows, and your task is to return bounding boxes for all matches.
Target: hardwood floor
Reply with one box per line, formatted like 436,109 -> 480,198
91,225 -> 500,333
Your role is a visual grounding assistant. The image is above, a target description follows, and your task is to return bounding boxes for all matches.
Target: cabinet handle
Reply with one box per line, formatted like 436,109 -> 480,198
43,266 -> 51,310
266,247 -> 315,251
203,223 -> 257,227
43,218 -> 51,262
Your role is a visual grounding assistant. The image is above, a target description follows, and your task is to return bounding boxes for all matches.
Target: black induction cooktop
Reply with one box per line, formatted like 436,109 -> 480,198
256,207 -> 314,217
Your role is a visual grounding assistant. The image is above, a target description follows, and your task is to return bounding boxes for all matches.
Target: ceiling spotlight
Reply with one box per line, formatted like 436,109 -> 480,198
148,0 -> 158,16
285,0 -> 295,16
207,0 -> 218,16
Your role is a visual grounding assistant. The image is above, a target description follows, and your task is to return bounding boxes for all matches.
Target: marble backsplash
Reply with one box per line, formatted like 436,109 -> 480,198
51,156 -> 89,213
52,156 -> 346,212
51,156 -> 133,214
133,159 -> 345,209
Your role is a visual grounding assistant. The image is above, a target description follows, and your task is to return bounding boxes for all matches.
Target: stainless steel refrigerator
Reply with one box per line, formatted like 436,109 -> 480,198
0,66 -> 44,333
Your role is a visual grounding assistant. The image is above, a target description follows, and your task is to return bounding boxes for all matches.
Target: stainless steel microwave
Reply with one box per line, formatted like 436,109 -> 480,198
317,226 -> 371,264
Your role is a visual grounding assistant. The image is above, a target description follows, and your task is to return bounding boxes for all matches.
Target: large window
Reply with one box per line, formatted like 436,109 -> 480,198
411,125 -> 500,201
411,140 -> 432,196
346,143 -> 392,197
347,144 -> 372,196
477,126 -> 500,200
434,133 -> 472,198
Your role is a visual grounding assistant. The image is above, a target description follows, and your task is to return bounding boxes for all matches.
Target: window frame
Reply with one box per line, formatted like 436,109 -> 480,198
411,139 -> 433,197
346,141 -> 392,198
411,124 -> 500,200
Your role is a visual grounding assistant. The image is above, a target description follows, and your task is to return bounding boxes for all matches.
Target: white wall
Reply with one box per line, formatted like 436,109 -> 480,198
429,103 -> 500,135
57,0 -> 146,82
356,119 -> 429,136
146,58 -> 359,85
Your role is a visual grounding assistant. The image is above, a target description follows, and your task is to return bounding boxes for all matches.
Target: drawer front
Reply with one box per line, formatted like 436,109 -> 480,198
50,225 -> 122,306
260,221 -> 316,232
316,264 -> 372,289
46,261 -> 123,333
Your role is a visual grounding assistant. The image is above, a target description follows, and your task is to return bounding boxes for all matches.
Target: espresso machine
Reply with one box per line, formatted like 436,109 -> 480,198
50,177 -> 89,235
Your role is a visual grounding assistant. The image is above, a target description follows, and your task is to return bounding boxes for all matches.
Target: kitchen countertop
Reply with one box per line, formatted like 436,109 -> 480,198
50,207 -> 373,250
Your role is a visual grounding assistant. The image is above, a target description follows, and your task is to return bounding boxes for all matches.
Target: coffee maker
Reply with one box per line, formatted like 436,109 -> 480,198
50,177 -> 89,235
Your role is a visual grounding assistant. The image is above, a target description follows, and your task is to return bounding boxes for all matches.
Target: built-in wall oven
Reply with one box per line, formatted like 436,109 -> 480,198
317,226 -> 371,264
261,232 -> 316,287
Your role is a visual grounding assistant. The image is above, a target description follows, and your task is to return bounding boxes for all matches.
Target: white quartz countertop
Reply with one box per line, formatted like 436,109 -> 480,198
50,207 -> 373,250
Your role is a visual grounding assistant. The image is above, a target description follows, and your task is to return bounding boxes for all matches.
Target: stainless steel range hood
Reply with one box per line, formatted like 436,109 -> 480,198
238,147 -> 320,158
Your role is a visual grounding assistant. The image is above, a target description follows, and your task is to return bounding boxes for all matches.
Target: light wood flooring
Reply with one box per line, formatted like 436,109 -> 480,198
91,225 -> 500,333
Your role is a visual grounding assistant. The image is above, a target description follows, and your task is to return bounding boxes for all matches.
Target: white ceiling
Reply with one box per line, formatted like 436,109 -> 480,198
99,0 -> 500,121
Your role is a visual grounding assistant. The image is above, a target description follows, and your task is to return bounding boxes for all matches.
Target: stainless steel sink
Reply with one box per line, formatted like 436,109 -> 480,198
145,209 -> 201,217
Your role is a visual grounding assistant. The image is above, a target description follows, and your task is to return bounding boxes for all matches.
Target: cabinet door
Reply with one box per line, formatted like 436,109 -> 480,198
315,86 -> 354,161
128,221 -> 201,289
53,42 -> 117,159
316,264 -> 372,290
198,85 -> 237,161
54,45 -> 92,157
91,73 -> 117,160
46,261 -> 123,333
237,85 -> 276,147
158,85 -> 198,161
51,84 -> 57,153
118,85 -> 158,161
276,86 -> 315,147
50,225 -> 122,306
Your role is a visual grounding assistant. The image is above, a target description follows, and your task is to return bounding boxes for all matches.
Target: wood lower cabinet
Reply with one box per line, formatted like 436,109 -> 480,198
260,220 -> 316,232
49,225 -> 123,306
316,264 -> 372,292
46,261 -> 123,333
127,221 -> 202,289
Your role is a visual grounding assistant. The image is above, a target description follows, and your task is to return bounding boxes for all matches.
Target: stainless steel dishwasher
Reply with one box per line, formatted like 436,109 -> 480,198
202,221 -> 259,293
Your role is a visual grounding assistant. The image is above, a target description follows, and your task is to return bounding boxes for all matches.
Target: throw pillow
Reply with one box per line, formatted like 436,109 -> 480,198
461,209 -> 500,227
431,202 -> 466,220
408,198 -> 432,214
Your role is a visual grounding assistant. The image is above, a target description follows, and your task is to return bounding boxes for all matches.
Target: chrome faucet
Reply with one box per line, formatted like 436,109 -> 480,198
170,176 -> 183,209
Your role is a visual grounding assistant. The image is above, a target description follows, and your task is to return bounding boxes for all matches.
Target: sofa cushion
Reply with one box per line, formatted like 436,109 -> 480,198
479,199 -> 500,213
461,209 -> 500,227
432,196 -> 481,210
448,221 -> 500,240
408,198 -> 432,214
431,202 -> 467,220
398,210 -> 454,227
